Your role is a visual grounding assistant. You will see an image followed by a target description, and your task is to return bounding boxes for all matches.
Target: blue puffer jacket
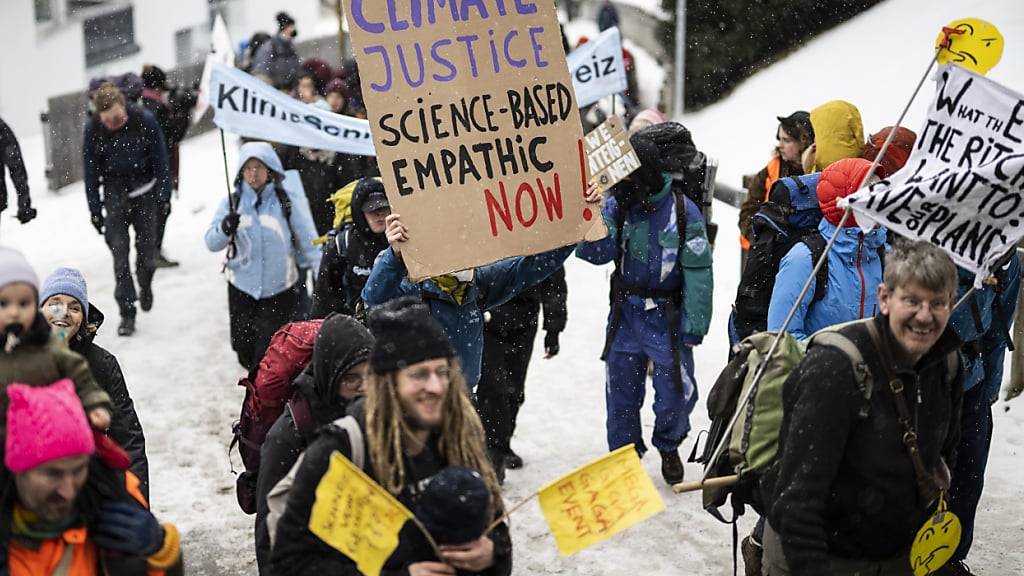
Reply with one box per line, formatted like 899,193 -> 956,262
767,218 -> 887,341
575,175 -> 714,343
362,245 -> 576,389
205,142 -> 321,299
949,254 -> 1020,399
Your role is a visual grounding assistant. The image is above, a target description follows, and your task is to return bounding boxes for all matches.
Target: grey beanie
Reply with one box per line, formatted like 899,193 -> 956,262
0,247 -> 39,296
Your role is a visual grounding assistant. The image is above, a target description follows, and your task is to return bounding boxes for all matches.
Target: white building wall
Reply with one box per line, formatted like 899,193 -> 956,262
0,0 -> 319,139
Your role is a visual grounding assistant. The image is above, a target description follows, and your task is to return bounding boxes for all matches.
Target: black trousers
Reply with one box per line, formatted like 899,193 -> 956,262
228,283 -> 300,373
104,192 -> 157,319
476,324 -> 538,454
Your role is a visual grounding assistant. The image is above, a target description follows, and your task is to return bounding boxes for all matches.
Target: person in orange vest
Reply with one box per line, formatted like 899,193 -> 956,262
738,112 -> 815,255
4,380 -> 182,575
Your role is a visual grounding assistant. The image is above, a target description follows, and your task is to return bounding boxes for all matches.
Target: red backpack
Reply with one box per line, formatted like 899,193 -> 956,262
231,319 -> 323,514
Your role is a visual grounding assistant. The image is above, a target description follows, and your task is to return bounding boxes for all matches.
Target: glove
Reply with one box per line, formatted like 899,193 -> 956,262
221,212 -> 240,236
92,501 -> 164,556
91,214 -> 105,235
544,331 -> 560,358
16,206 -> 36,224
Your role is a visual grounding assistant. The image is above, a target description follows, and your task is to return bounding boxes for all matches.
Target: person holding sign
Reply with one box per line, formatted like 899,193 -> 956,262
762,241 -> 964,576
575,131 -> 714,486
361,194 -> 599,391
270,297 -> 511,576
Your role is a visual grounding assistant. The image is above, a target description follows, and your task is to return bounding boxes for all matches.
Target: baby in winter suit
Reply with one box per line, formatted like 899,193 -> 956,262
0,247 -> 111,434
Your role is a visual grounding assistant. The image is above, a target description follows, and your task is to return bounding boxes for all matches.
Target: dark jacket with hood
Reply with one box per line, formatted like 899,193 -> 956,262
766,315 -> 963,575
312,178 -> 390,319
270,400 -> 513,576
484,267 -> 567,337
0,116 -> 31,216
254,315 -> 373,574
70,303 -> 149,499
279,145 -> 377,237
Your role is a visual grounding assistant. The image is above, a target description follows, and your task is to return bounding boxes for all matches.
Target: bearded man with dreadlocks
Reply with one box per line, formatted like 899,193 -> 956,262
270,297 -> 511,576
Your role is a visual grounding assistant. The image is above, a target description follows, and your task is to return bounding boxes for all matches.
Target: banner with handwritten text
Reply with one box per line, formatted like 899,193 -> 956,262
842,64 -> 1024,285
538,444 -> 665,556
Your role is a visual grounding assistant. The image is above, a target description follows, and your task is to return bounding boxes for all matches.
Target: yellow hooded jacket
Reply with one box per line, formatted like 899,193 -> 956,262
809,100 -> 865,172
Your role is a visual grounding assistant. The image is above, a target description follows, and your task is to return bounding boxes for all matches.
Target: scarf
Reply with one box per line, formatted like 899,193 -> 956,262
12,504 -> 78,542
431,275 -> 472,305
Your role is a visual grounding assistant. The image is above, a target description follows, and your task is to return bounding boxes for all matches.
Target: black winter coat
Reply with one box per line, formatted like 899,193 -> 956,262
766,316 -> 963,575
70,304 -> 149,500
0,117 -> 30,215
270,401 -> 513,576
279,145 -> 377,237
255,314 -> 373,575
311,180 -> 389,319
485,266 -> 567,336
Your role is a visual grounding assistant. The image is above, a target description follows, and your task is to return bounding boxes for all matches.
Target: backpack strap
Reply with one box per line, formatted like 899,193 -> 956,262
330,415 -> 365,471
810,330 -> 873,418
799,234 -> 829,304
273,185 -> 302,256
287,396 -> 316,442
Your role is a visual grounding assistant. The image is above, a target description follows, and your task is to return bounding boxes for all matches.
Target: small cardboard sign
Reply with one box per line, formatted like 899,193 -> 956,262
584,116 -> 639,190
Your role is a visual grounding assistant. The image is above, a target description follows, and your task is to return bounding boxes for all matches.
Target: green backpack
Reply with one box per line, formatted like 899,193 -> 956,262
693,322 -> 875,523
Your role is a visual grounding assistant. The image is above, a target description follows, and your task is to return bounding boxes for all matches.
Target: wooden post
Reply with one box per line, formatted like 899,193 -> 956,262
335,0 -> 347,64
672,474 -> 739,494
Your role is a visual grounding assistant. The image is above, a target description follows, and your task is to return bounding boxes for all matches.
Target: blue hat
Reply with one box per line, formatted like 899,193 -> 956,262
39,268 -> 89,318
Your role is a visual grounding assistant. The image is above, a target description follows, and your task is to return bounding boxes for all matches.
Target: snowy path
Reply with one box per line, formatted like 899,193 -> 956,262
5,127 -> 1022,574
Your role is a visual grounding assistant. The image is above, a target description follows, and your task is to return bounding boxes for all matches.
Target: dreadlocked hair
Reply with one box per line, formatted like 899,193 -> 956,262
365,361 -> 503,513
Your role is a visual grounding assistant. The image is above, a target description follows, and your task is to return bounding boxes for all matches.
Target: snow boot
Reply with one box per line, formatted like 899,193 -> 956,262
488,448 -> 506,485
505,449 -> 523,470
118,317 -> 136,337
659,449 -> 684,485
741,535 -> 763,576
155,253 -> 180,268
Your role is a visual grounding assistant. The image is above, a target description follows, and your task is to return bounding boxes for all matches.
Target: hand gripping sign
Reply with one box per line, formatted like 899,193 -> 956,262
343,0 -> 606,280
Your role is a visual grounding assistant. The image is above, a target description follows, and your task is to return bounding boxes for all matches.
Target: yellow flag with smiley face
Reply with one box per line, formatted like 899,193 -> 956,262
936,18 -> 1004,75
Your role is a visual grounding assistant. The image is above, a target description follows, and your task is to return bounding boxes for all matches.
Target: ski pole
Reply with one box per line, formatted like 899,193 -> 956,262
699,41 -> 950,484
219,129 -> 238,267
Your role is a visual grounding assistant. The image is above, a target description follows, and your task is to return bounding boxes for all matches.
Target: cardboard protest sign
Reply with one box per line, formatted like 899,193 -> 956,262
308,452 -> 413,576
209,64 -> 375,156
841,64 -> 1024,285
567,27 -> 628,108
585,116 -> 639,190
538,444 -> 664,556
343,0 -> 604,280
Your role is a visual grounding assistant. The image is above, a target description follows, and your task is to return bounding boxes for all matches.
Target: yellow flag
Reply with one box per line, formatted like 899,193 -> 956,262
308,451 -> 413,576
538,444 -> 665,556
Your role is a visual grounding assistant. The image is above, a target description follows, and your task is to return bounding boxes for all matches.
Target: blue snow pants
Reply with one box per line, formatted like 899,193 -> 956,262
605,297 -> 699,455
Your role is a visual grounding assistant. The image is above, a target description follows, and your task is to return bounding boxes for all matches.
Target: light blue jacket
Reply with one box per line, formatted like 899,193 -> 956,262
362,245 -> 575,389
205,142 -> 321,299
767,218 -> 887,341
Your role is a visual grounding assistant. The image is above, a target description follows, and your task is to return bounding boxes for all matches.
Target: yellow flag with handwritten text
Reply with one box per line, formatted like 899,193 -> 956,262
538,444 -> 665,556
309,451 -> 413,576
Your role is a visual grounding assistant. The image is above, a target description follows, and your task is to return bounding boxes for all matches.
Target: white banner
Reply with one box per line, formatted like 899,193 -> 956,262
842,64 -> 1024,285
567,27 -> 628,108
195,14 -> 235,124
209,64 -> 375,156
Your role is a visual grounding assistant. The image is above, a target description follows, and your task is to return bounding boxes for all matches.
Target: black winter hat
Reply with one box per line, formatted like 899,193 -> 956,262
414,466 -> 490,545
141,65 -> 169,91
367,297 -> 454,374
276,11 -> 296,31
777,111 -> 814,143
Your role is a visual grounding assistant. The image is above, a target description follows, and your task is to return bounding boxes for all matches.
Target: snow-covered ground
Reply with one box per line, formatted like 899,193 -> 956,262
2,0 -> 1023,573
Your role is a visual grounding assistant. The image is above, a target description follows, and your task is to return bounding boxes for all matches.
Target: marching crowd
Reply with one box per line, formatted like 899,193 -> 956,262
0,8 -> 1018,576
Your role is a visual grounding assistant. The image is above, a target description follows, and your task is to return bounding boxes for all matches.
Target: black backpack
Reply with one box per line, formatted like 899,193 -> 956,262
636,121 -> 719,244
732,174 -> 829,342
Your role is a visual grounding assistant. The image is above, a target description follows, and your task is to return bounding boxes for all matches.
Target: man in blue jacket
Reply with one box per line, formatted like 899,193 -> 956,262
83,83 -> 171,336
576,133 -> 713,485
362,192 -> 601,397
944,254 -> 1020,576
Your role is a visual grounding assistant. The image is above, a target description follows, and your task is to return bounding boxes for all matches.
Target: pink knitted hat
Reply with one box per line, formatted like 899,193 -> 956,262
5,379 -> 95,473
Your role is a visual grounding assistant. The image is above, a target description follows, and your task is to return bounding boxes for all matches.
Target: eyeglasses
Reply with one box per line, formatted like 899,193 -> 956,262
338,373 -> 368,390
898,296 -> 951,314
407,366 -> 452,384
